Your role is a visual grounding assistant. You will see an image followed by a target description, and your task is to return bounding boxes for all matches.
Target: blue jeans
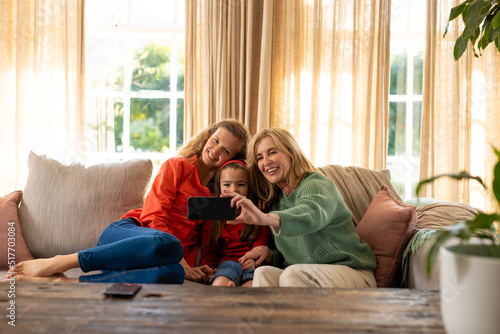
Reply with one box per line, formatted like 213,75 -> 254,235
210,260 -> 255,286
77,218 -> 184,284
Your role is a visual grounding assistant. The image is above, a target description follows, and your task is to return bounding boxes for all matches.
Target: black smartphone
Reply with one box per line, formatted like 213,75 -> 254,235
103,283 -> 141,298
187,196 -> 236,221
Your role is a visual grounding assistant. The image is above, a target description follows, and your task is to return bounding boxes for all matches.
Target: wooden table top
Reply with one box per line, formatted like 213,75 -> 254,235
0,282 -> 444,333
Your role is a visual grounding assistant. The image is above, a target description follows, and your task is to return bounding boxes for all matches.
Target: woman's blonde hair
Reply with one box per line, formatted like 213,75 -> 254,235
177,119 -> 250,160
247,128 -> 317,204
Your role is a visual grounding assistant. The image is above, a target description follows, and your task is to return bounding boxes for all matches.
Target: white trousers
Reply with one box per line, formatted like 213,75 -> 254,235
253,264 -> 377,288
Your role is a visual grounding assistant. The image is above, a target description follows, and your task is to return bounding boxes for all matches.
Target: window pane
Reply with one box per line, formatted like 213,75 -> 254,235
131,40 -> 171,91
413,102 -> 422,156
86,97 -> 122,152
390,43 -> 407,95
177,0 -> 186,28
86,38 -> 125,91
391,0 -> 409,32
388,102 -> 406,156
130,98 -> 170,152
176,99 -> 184,149
413,49 -> 424,95
177,37 -> 185,91
410,0 -> 426,31
85,0 -> 127,28
131,0 -> 175,28
114,101 -> 124,152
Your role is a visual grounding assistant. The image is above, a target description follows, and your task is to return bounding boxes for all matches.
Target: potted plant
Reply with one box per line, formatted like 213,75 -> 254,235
444,0 -> 500,60
416,147 -> 500,334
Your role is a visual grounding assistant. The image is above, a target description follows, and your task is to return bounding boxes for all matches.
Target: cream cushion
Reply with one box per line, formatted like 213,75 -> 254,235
19,151 -> 153,258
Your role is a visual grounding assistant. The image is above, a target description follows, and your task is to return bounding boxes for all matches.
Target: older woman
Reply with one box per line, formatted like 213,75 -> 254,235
227,128 -> 377,288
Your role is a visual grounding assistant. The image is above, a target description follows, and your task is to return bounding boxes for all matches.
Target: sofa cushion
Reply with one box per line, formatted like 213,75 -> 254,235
318,164 -> 399,226
0,190 -> 34,269
19,151 -> 153,258
356,186 -> 417,287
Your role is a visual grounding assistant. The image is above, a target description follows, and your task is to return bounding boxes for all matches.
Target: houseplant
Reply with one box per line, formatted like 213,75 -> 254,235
444,0 -> 500,60
416,147 -> 500,334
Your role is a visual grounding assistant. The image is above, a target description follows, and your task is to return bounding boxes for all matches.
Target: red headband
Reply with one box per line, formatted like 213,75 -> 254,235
220,159 -> 246,170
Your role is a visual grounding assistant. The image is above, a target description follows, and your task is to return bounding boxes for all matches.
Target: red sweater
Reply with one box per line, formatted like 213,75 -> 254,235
123,155 -> 210,267
200,221 -> 271,269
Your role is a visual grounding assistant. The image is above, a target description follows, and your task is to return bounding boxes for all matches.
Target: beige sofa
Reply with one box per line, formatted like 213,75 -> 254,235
2,151 -> 477,289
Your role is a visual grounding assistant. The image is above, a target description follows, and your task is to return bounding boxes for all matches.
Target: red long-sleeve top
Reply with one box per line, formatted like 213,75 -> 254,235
122,155 -> 210,267
200,221 -> 271,269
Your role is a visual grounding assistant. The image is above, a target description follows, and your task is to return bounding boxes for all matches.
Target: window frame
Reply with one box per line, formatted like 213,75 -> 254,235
84,0 -> 185,163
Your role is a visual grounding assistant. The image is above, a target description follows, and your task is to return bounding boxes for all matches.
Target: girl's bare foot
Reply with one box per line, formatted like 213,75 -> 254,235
6,253 -> 79,278
13,273 -> 78,283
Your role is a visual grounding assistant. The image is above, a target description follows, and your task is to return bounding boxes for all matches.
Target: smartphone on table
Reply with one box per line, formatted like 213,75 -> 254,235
103,283 -> 141,298
187,197 -> 236,221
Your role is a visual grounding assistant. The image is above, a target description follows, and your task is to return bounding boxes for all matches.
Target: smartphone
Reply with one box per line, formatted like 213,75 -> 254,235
187,196 -> 236,221
103,283 -> 141,298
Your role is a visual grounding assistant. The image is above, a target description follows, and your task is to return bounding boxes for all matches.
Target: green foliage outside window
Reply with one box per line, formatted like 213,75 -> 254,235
113,42 -> 184,153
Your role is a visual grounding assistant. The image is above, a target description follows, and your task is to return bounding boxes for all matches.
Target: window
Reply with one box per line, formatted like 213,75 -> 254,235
387,0 -> 426,200
85,0 -> 185,165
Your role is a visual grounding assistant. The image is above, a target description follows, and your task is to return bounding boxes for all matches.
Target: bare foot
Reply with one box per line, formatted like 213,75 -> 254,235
13,273 -> 78,283
7,254 -> 79,278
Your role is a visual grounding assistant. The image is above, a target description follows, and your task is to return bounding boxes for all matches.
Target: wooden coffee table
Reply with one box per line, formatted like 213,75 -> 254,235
1,282 -> 444,333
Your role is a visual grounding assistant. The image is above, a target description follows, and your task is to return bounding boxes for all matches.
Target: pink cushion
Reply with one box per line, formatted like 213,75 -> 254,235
0,190 -> 34,270
356,186 -> 417,287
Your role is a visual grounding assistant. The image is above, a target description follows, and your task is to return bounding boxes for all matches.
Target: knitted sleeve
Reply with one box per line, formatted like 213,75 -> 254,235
272,172 -> 351,237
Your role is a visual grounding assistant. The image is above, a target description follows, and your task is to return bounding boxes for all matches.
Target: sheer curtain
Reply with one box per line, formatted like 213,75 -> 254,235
185,0 -> 274,137
421,0 -> 500,211
271,0 -> 392,169
0,0 -> 84,195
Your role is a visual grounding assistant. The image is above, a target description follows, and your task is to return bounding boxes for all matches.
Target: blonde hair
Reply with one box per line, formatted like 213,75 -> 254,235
247,128 -> 317,204
177,119 -> 250,160
209,160 -> 260,249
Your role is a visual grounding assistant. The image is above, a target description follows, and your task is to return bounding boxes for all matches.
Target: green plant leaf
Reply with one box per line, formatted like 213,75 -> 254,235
491,21 -> 500,42
493,9 -> 500,28
469,212 -> 500,230
454,34 -> 471,59
426,229 -> 456,275
416,171 -> 486,197
467,0 -> 485,36
493,147 -> 500,206
496,35 -> 500,51
445,1 -> 473,36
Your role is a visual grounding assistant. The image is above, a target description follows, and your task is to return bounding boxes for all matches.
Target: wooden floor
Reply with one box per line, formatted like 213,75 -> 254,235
0,282 -> 445,333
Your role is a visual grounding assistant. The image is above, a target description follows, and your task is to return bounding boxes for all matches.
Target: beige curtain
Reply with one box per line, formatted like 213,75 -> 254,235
421,0 -> 500,212
271,0 -> 391,169
185,0 -> 274,137
0,0 -> 84,195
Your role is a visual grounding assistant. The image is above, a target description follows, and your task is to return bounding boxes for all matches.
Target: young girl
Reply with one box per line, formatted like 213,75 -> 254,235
200,160 -> 271,287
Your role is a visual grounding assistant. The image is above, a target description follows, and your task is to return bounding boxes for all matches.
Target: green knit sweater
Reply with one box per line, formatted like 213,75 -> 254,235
270,172 -> 376,270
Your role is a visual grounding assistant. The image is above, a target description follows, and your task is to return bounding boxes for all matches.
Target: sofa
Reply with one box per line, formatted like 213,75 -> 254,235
1,151 -> 479,289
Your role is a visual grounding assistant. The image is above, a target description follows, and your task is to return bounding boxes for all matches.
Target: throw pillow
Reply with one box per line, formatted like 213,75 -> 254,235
0,190 -> 34,269
356,185 -> 417,287
19,151 -> 153,258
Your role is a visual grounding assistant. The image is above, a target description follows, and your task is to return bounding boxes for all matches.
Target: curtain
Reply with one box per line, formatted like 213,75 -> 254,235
0,0 -> 84,195
271,0 -> 391,169
421,0 -> 500,211
185,0 -> 274,137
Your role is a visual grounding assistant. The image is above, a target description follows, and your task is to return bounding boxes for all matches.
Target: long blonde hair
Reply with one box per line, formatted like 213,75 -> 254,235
247,128 -> 317,204
177,119 -> 250,160
209,160 -> 260,249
